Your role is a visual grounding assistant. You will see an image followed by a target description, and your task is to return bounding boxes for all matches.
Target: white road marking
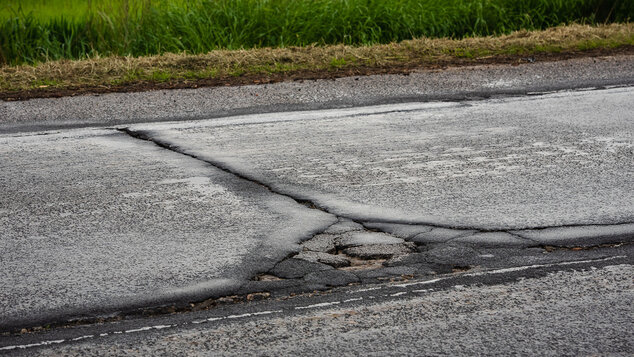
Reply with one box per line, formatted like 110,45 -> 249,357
1,256 -> 625,351
295,301 -> 341,310
350,286 -> 383,293
394,277 -> 444,288
192,310 -> 281,324
390,292 -> 407,297
0,339 -> 65,351
394,256 -> 625,288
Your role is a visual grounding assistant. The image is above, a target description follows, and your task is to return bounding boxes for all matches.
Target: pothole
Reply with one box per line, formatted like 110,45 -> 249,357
339,257 -> 386,271
272,219 -> 426,280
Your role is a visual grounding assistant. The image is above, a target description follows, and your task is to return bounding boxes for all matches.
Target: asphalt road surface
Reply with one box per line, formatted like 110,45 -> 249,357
6,261 -> 633,356
127,87 -> 633,229
1,55 -> 633,355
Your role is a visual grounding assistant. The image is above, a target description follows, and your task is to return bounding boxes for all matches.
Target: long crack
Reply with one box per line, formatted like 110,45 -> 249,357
117,127 -> 336,215
117,127 -> 634,234
6,127 -> 620,336
116,126 -> 634,253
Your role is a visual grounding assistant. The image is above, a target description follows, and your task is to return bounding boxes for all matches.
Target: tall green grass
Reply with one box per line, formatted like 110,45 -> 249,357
1,0 -> 632,65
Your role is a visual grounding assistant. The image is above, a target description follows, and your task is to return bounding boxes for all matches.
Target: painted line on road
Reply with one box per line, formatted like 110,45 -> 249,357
390,292 -> 408,297
0,310 -> 282,351
295,301 -> 341,310
349,286 -> 383,293
192,310 -> 282,324
1,255 -> 627,352
0,339 -> 65,351
393,256 -> 626,288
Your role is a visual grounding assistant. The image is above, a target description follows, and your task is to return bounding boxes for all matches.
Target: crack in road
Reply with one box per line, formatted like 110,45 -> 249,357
117,127 -> 634,242
117,127 -> 336,217
3,59 -> 634,353
5,126 -> 620,339
116,126 -> 634,251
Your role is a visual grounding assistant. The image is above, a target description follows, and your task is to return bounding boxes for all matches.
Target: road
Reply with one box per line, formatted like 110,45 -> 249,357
0,55 -> 633,355
6,260 -> 633,356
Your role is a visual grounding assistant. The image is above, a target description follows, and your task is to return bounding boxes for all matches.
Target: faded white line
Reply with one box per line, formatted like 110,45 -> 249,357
192,310 -> 282,324
227,313 -> 255,319
462,256 -> 626,278
3,256 -> 625,351
152,325 -> 173,330
390,292 -> 408,297
125,325 -> 173,334
351,286 -> 383,293
394,277 -> 444,288
192,317 -> 223,324
295,301 -> 341,310
394,256 -> 626,288
125,326 -> 154,333
0,339 -> 65,351
227,310 -> 282,319
3,309 -> 287,351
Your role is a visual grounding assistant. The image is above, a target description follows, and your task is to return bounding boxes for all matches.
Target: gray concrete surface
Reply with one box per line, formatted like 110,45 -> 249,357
0,129 -> 334,330
6,261 -> 632,356
1,55 -> 633,134
129,87 -> 634,230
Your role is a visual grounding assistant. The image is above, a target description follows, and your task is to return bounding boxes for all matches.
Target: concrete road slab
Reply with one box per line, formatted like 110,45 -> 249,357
0,129 -> 334,330
129,87 -> 634,230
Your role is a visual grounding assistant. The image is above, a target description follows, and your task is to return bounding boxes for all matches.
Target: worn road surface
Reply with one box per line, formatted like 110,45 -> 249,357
1,55 -> 633,355
8,262 -> 633,356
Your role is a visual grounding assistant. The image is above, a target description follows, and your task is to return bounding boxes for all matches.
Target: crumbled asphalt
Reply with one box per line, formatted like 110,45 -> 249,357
2,85 -> 633,334
0,55 -> 633,352
0,129 -> 335,331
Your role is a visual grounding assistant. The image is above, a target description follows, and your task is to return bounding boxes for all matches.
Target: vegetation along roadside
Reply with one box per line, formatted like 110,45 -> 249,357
0,0 -> 632,100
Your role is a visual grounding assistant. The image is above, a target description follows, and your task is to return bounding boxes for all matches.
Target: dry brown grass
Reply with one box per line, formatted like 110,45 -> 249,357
1,23 -> 632,97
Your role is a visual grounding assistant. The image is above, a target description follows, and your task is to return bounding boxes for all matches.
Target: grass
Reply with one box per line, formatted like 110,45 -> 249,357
1,23 -> 632,98
0,0 -> 191,21
1,0 -> 632,65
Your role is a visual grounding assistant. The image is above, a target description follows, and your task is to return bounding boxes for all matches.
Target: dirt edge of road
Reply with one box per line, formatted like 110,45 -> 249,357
1,23 -> 633,101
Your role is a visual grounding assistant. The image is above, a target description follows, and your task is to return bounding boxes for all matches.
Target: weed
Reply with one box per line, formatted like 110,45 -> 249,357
329,57 -> 348,69
1,23 -> 632,95
150,70 -> 172,81
1,0 -> 633,65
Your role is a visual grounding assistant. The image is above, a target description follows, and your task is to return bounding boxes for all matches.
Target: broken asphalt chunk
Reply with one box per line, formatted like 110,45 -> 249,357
270,258 -> 333,279
295,251 -> 351,268
343,243 -> 416,260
